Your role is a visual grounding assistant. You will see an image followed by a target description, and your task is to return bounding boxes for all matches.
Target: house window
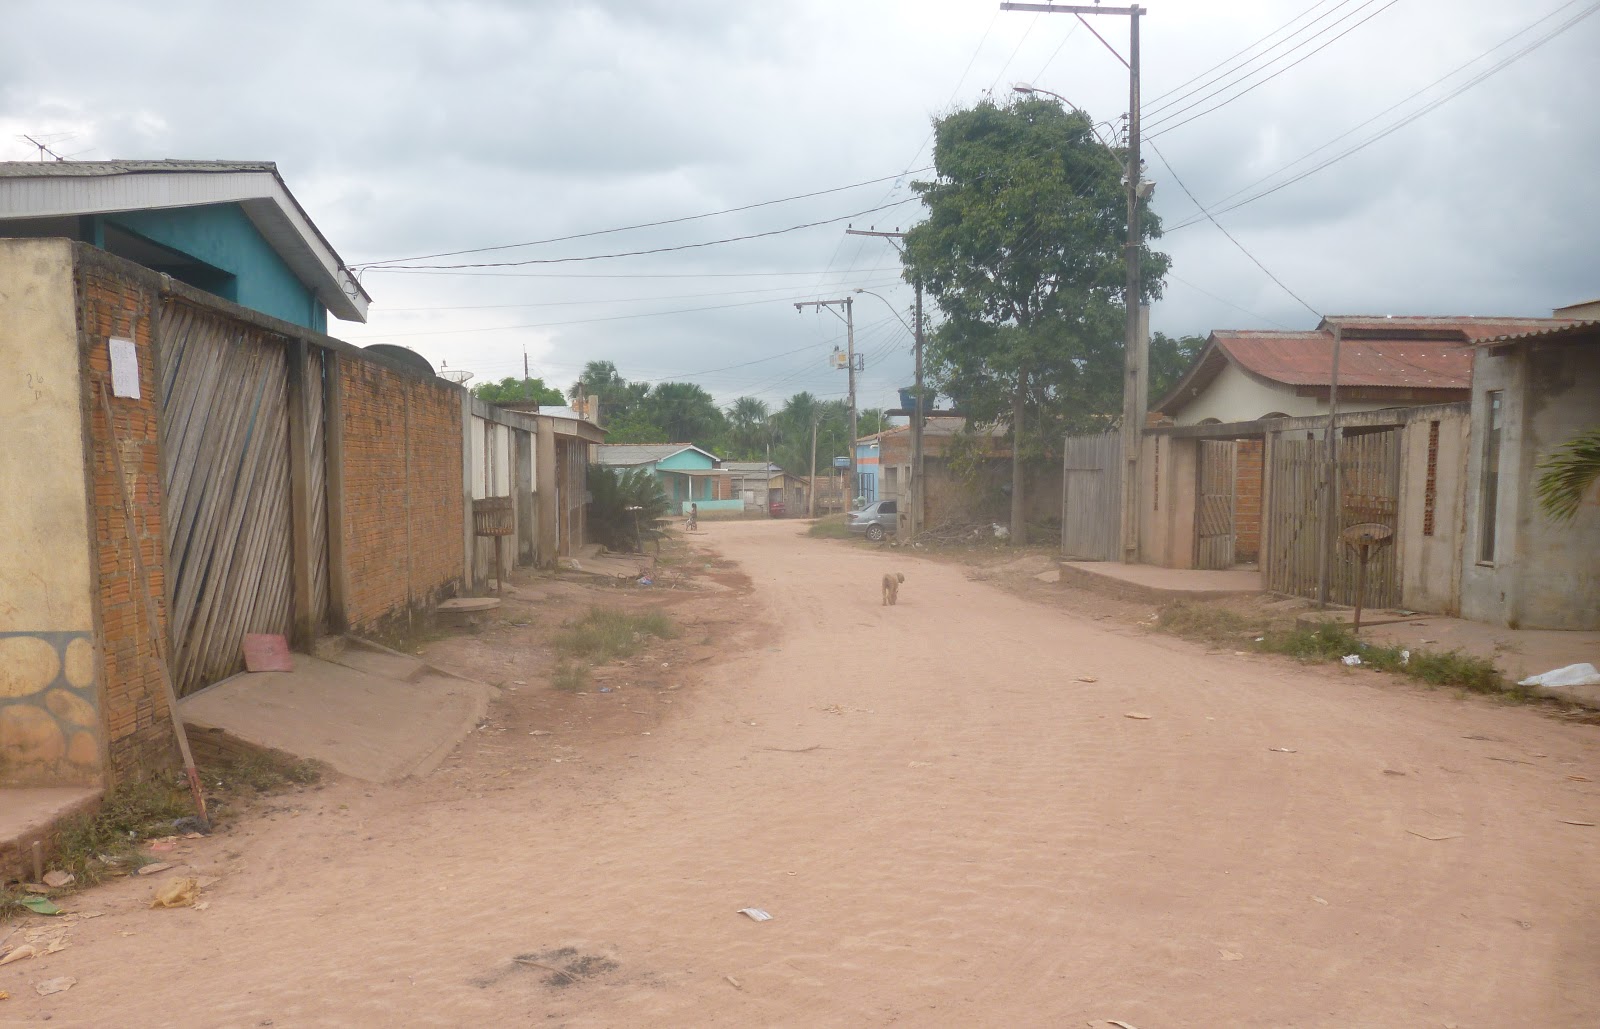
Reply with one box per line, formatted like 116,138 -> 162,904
1422,421 -> 1440,536
1478,392 -> 1502,563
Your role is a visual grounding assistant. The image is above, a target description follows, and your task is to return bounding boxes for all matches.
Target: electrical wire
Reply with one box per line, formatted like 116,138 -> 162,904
1145,0 -> 1403,138
369,198 -> 917,270
1148,141 -> 1321,320
370,266 -> 902,280
353,167 -> 933,269
1145,0 -> 1345,106
1165,0 -> 1600,230
341,282 -> 902,339
1144,0 -> 1359,118
376,279 -> 905,314
1169,0 -> 1597,226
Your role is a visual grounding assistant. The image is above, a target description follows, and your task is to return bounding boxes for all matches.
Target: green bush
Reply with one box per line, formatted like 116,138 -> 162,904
587,465 -> 670,553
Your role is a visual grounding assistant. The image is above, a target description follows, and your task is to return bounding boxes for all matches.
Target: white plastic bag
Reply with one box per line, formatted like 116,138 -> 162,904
1518,663 -> 1600,688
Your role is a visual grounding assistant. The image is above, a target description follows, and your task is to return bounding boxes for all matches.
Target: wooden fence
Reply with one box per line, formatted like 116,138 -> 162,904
1060,433 -> 1121,560
1265,429 -> 1401,608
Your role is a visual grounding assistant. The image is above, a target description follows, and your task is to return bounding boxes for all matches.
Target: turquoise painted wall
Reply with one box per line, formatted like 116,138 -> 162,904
103,203 -> 326,331
657,449 -> 717,471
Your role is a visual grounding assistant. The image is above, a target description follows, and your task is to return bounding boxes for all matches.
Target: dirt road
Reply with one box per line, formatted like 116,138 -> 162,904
6,520 -> 1598,1027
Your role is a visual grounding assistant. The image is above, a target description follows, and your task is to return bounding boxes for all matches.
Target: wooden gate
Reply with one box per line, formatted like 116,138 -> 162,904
1060,433 -> 1121,560
1195,440 -> 1237,569
1265,429 -> 1401,608
158,300 -> 312,695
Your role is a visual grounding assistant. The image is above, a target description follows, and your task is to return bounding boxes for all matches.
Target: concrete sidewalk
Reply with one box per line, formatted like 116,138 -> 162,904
180,639 -> 494,783
1059,560 -> 1264,603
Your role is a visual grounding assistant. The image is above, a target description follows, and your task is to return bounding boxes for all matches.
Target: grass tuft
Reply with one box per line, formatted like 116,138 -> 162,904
806,514 -> 855,539
551,662 -> 590,692
553,607 -> 676,664
1155,602 -> 1512,697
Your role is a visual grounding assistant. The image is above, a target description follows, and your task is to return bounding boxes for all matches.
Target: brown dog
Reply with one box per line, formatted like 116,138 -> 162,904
882,572 -> 905,606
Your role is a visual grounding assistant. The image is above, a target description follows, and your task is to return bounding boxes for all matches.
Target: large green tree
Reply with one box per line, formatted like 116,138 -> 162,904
471,376 -> 564,406
1148,331 -> 1208,406
724,396 -> 772,461
902,96 -> 1169,542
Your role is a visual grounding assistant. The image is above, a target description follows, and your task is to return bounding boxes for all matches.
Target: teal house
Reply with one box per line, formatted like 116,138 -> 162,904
593,443 -> 741,516
0,160 -> 369,330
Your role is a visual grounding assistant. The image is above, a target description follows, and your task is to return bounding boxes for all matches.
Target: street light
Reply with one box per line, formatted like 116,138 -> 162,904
853,288 -> 915,337
1012,83 -> 1113,147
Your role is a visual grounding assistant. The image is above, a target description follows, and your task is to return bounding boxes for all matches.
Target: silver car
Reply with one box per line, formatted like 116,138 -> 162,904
847,499 -> 898,541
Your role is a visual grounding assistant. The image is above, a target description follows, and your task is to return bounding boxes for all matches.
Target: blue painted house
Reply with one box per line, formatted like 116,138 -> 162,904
593,443 -> 740,516
0,160 -> 369,329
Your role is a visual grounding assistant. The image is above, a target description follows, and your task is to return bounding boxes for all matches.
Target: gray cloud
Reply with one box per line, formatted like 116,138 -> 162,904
5,0 -> 1597,408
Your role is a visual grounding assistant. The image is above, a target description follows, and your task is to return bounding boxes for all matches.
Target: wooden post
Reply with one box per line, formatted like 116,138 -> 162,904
285,339 -> 316,645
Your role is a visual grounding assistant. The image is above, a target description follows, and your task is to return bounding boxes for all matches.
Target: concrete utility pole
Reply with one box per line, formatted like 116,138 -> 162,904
809,415 -> 819,518
795,298 -> 860,507
846,227 -> 925,538
1001,2 -> 1146,562
1317,322 -> 1344,608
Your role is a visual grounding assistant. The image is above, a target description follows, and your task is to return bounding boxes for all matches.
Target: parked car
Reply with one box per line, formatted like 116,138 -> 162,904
847,499 -> 897,541
768,498 -> 786,518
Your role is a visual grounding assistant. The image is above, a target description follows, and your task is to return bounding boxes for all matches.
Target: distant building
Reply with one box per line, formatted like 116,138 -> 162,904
592,443 -> 736,515
1152,316 -> 1571,426
0,160 -> 369,330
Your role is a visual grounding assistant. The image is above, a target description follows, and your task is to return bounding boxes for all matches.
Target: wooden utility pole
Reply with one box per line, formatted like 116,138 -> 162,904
795,298 -> 861,507
808,415 -> 819,517
1001,2 -> 1145,561
845,227 -> 925,537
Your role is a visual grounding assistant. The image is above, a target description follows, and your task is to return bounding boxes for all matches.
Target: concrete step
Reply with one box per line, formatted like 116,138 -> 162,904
0,786 -> 102,881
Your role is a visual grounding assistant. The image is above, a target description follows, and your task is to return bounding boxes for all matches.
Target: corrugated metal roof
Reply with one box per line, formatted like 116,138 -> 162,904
1321,315 -> 1576,340
1215,330 -> 1476,389
1476,319 -> 1600,346
0,160 -> 369,322
0,160 -> 278,178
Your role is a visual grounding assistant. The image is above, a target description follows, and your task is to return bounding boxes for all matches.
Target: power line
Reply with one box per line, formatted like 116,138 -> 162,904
353,167 -> 932,269
368,198 -> 917,270
1170,0 -> 1596,226
1145,0 -> 1344,106
342,282 -> 902,339
1165,273 -> 1294,329
376,279 -> 905,314
1145,0 -> 1403,138
370,266 -> 902,280
1148,141 -> 1321,320
1165,0 -> 1600,230
1144,0 -> 1357,117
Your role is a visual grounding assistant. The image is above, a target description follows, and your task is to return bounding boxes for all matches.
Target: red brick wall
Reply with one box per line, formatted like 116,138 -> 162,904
78,264 -> 178,782
1234,439 -> 1264,564
338,357 -> 464,637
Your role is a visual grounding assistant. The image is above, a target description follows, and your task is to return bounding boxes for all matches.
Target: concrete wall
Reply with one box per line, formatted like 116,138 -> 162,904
0,240 -> 104,786
1462,342 -> 1600,629
1173,363 -> 1400,425
103,205 -> 326,331
1397,408 -> 1470,615
1138,435 -> 1199,569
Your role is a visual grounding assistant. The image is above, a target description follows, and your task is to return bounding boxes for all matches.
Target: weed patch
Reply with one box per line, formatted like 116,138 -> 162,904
1155,601 -> 1514,697
806,515 -> 855,540
553,607 -> 676,664
551,662 -> 590,692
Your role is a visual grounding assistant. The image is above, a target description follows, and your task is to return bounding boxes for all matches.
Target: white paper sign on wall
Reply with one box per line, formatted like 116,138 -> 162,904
109,338 -> 140,399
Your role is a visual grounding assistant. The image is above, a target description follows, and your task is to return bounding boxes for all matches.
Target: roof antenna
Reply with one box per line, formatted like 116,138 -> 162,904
17,133 -> 70,161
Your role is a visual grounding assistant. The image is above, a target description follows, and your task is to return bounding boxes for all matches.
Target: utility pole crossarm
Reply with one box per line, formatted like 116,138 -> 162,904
999,3 -> 1139,15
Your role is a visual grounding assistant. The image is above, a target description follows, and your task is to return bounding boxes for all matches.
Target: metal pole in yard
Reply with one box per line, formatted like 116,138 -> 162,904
1317,323 -> 1343,608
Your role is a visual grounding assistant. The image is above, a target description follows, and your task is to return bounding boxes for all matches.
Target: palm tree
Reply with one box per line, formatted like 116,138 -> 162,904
725,396 -> 771,460
1537,427 -> 1600,522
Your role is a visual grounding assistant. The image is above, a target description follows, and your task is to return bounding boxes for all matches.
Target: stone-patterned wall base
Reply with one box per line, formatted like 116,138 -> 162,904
0,630 -> 103,786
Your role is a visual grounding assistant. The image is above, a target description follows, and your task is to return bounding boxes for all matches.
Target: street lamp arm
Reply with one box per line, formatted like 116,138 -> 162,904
853,288 -> 916,338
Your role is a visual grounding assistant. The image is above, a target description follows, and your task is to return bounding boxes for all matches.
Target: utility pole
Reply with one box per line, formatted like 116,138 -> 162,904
522,346 -> 532,406
845,227 -> 925,538
1001,2 -> 1146,562
794,298 -> 860,508
1317,322 -> 1344,608
808,415 -> 820,518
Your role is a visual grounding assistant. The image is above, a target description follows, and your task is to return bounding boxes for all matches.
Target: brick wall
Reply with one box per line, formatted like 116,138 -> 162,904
78,264 -> 178,782
337,357 -> 464,637
1234,439 -> 1264,564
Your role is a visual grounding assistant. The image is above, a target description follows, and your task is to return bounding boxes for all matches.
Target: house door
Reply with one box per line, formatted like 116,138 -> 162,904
1195,440 -> 1237,569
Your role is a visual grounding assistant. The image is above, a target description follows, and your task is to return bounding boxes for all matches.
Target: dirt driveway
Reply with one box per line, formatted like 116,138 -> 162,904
6,520 -> 1599,1027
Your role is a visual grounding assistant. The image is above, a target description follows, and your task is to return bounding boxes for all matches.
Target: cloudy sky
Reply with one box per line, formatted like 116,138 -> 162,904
6,0 -> 1597,410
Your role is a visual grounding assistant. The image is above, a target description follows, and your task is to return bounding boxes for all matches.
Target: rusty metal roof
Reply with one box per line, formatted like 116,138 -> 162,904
1214,330 -> 1476,389
1320,315 -> 1574,339
1475,319 -> 1600,347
